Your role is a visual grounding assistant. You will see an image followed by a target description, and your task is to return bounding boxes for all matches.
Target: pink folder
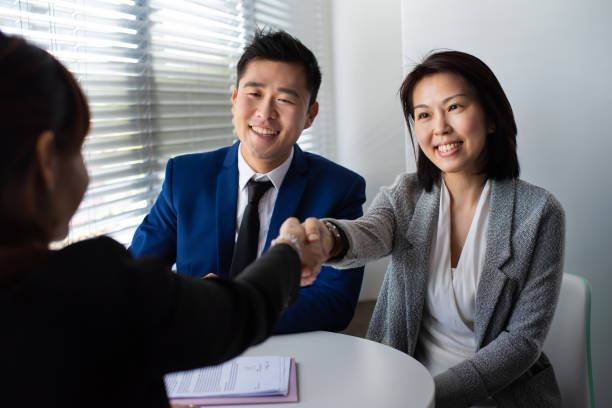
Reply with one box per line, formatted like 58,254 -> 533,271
170,358 -> 298,406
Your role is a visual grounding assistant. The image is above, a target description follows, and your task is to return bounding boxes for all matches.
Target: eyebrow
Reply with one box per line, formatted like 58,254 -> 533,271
278,87 -> 300,98
414,93 -> 469,110
242,81 -> 300,98
244,81 -> 264,88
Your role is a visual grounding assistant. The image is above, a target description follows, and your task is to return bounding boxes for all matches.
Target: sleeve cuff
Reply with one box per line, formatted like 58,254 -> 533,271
324,220 -> 349,261
434,369 -> 470,408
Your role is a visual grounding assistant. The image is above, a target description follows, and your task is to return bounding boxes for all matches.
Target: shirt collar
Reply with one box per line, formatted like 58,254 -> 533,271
237,144 -> 294,192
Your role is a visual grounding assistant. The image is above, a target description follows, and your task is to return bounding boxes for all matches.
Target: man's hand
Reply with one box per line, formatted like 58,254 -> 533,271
278,217 -> 333,287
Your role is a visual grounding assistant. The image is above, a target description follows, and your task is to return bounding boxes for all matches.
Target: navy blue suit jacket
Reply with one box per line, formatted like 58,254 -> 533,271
130,142 -> 366,333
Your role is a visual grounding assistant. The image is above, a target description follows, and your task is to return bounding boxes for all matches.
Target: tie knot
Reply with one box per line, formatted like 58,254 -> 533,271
247,179 -> 273,204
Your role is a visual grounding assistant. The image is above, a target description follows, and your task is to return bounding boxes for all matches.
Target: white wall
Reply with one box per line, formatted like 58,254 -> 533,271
330,0 -> 408,300
291,0 -> 337,159
398,1 -> 611,406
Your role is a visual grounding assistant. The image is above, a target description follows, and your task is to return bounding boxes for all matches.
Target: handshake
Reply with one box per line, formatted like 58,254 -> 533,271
272,217 -> 340,287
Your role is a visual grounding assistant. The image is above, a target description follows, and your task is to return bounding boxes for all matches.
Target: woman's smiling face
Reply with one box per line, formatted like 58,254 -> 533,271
412,72 -> 493,178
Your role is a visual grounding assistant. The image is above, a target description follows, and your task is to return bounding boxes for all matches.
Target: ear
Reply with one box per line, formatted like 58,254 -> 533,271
303,101 -> 319,130
231,88 -> 238,115
35,130 -> 57,191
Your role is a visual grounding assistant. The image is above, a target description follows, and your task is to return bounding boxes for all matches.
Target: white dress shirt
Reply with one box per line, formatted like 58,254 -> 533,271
415,178 -> 494,406
235,144 -> 294,258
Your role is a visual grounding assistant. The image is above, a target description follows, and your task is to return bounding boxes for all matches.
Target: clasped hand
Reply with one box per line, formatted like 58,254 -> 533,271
277,217 -> 333,287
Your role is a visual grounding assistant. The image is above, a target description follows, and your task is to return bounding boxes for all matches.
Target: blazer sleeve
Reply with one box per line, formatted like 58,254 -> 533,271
129,159 -> 178,266
326,181 -> 399,269
123,241 -> 301,374
273,174 -> 366,333
434,194 -> 566,407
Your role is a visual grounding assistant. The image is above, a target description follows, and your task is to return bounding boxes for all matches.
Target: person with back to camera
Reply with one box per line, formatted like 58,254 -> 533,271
0,32 -> 325,408
289,51 -> 565,407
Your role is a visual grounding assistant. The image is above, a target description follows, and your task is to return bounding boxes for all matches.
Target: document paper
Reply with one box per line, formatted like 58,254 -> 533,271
165,356 -> 291,398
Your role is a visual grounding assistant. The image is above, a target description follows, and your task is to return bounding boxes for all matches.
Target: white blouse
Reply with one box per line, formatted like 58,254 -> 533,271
415,178 -> 491,378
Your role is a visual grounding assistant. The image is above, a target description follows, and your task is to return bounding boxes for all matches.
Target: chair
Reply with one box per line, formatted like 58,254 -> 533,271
543,273 -> 595,407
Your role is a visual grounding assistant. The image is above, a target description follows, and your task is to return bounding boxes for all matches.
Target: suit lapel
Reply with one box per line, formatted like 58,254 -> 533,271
265,145 -> 309,250
475,178 -> 515,347
403,183 -> 440,353
215,143 -> 239,277
406,183 -> 440,276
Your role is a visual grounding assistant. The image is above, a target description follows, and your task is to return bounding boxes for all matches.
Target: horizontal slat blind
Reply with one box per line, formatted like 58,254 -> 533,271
291,0 -> 334,158
0,0 -> 330,246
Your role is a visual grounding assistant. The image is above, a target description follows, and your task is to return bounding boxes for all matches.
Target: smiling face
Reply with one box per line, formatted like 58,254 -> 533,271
232,59 -> 319,173
412,72 -> 493,179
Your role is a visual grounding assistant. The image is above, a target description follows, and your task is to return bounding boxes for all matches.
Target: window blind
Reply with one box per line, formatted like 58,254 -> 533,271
0,0 -> 331,246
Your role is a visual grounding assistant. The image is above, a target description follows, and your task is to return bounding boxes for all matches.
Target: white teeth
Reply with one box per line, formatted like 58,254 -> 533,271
438,142 -> 462,153
251,126 -> 277,135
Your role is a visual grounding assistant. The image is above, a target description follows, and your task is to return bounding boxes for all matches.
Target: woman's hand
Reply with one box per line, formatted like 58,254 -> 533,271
302,217 -> 334,258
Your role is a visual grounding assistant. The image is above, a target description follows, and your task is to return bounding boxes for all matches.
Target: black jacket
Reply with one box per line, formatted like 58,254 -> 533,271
1,236 -> 300,407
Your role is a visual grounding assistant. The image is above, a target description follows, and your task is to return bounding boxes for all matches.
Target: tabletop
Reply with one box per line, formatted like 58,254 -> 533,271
203,331 -> 435,408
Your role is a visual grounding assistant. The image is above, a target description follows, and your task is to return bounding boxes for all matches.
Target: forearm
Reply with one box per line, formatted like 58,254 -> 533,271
130,160 -> 178,264
130,221 -> 177,265
328,186 -> 398,268
154,244 -> 301,373
237,243 -> 302,336
324,216 -> 394,270
274,265 -> 364,333
434,331 -> 539,407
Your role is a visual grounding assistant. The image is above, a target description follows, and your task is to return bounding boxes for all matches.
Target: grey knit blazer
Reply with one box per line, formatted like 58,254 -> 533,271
328,173 -> 565,408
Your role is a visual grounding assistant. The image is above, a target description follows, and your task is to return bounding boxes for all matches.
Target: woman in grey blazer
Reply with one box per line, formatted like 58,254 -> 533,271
291,51 -> 565,407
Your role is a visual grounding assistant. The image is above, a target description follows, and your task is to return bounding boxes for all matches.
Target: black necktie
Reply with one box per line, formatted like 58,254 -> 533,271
229,179 -> 273,278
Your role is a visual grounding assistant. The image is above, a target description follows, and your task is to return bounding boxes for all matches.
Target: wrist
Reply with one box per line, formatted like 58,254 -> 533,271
323,220 -> 344,261
271,233 -> 302,259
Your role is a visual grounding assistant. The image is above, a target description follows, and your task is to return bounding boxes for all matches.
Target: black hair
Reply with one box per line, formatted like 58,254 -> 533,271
400,50 -> 519,191
236,29 -> 321,106
0,32 -> 90,244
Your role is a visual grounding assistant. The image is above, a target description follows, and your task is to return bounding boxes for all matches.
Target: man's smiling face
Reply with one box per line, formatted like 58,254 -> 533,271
232,58 -> 318,173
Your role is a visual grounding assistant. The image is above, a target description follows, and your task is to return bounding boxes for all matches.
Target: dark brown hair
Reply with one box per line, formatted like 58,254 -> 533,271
0,32 -> 90,244
400,50 -> 519,191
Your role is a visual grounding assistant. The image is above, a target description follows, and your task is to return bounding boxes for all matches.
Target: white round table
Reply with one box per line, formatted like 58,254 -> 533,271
229,331 -> 435,408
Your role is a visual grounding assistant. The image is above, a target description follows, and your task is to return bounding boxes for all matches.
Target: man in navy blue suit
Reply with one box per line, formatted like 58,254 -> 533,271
130,30 -> 366,333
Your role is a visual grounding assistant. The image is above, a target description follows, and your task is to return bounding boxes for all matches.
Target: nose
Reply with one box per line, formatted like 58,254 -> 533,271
433,112 -> 451,136
256,97 -> 278,120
